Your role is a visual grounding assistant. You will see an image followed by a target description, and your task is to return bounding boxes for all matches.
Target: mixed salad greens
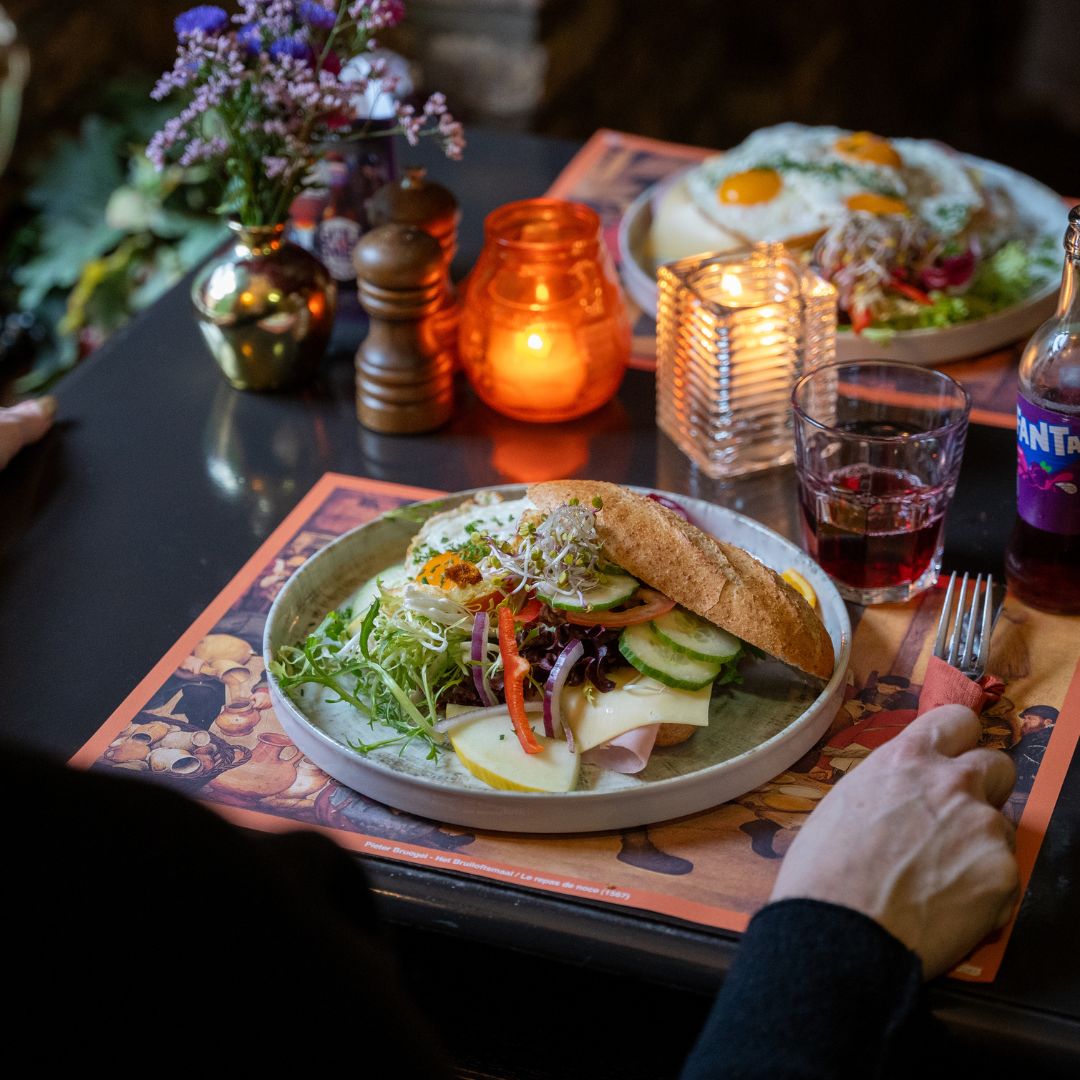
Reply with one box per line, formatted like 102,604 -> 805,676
270,496 -> 747,781
814,216 -> 1059,337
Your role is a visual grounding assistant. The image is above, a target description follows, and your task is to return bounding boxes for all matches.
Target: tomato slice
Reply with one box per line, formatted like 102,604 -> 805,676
563,588 -> 675,627
515,596 -> 544,625
465,589 -> 505,612
850,307 -> 873,334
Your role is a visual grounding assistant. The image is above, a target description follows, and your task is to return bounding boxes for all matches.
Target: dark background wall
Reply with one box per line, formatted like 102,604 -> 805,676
3,0 -> 1078,193
533,0 -> 1079,193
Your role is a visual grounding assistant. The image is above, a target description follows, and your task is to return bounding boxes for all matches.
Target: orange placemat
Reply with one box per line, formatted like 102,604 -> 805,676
72,473 -> 1080,982
546,128 -> 1063,429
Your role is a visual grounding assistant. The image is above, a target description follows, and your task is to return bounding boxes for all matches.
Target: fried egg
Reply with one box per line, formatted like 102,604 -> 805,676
891,137 -> 983,238
652,124 -> 989,265
685,125 -> 908,246
403,493 -> 530,576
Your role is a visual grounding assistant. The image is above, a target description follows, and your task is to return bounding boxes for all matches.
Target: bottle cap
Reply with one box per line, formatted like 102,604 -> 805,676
1067,205 -> 1080,259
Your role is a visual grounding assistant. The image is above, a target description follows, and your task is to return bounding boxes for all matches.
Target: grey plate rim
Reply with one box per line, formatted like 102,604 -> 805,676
263,484 -> 852,832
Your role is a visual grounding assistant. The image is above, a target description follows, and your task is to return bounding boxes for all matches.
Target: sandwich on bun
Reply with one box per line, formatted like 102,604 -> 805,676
274,481 -> 834,793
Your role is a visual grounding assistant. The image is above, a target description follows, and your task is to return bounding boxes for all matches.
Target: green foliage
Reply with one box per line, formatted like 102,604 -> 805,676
863,236 -> 1061,338
272,594 -> 473,759
5,83 -> 224,392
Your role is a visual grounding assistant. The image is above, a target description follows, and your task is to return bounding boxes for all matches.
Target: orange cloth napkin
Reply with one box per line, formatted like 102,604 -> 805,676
917,654 -> 1005,716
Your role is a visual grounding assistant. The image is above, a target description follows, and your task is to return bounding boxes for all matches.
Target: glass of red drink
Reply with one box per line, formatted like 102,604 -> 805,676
792,361 -> 971,604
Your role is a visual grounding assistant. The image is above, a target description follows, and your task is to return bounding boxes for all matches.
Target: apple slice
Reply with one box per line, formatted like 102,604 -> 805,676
448,708 -> 580,793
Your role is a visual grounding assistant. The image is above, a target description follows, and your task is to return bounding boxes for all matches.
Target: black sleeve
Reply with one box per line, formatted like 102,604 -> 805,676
681,898 -> 924,1080
5,741 -> 454,1074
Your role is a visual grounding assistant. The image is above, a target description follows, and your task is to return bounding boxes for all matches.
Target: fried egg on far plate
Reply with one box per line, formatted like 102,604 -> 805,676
652,123 -> 989,265
891,137 -> 983,239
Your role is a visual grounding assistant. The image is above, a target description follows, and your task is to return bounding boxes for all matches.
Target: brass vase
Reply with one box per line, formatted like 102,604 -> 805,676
192,222 -> 337,391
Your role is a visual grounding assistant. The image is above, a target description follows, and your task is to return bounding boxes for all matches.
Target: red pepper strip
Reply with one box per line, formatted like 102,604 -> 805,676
563,587 -> 675,627
850,307 -> 873,335
497,605 -> 543,755
888,277 -> 933,306
516,596 -> 544,625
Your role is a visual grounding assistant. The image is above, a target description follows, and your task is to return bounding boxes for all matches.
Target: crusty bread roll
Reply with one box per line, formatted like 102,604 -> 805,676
527,480 -> 834,680
655,723 -> 697,747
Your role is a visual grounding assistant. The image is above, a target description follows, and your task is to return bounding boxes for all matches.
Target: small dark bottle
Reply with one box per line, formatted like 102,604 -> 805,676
1005,205 -> 1080,613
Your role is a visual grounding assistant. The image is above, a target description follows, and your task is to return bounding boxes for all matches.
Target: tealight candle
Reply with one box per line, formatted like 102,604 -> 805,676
485,323 -> 588,414
656,243 -> 837,480
460,199 -> 630,424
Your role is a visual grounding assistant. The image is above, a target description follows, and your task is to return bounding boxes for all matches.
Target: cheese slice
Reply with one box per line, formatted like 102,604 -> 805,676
562,667 -> 711,753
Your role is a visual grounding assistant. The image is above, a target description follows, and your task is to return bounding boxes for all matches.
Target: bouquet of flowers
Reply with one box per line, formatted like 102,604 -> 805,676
147,1 -> 464,227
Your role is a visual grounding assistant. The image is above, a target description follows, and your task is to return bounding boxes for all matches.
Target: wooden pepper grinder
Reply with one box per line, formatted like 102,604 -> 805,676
353,223 -> 454,434
367,166 -> 460,361
367,166 -> 460,275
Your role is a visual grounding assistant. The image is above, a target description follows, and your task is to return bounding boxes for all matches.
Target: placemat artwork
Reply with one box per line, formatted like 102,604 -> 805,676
72,473 -> 1080,983
546,128 -> 1039,429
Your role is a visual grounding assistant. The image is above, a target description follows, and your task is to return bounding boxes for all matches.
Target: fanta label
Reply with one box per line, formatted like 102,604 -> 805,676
1017,394 -> 1080,535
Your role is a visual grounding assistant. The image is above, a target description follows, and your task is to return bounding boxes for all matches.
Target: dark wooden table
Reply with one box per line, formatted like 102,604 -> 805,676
1,130 -> 1077,1077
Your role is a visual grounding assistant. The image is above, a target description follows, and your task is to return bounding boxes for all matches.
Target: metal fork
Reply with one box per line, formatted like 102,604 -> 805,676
932,572 -> 1000,679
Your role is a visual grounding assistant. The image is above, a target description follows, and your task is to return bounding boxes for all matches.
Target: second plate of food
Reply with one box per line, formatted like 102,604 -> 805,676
618,126 -> 1066,366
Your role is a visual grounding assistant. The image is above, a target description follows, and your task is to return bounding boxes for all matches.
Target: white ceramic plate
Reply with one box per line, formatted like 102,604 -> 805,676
264,486 -> 851,833
618,155 -> 1065,366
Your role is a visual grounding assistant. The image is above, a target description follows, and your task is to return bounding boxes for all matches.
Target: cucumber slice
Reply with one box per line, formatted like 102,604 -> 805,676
651,608 -> 742,663
619,622 -> 723,690
539,572 -> 639,612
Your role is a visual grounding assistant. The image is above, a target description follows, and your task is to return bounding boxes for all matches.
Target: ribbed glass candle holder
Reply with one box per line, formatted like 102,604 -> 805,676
656,243 -> 837,480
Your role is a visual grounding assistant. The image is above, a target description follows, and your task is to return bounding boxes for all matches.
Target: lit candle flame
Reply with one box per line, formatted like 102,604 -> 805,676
721,272 -> 743,298
487,323 -> 585,411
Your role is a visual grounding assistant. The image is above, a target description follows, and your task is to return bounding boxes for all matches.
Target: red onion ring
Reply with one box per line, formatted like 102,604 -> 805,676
471,611 -> 498,707
543,639 -> 584,751
646,493 -> 690,521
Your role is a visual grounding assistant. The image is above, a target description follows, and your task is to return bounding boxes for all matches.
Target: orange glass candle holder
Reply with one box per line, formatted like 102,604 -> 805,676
460,198 -> 630,423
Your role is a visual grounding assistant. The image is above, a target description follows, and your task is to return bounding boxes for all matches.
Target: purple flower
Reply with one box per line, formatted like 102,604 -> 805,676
237,22 -> 264,54
269,36 -> 314,63
174,5 -> 229,37
148,0 -> 462,225
298,1 -> 337,30
263,156 -> 291,179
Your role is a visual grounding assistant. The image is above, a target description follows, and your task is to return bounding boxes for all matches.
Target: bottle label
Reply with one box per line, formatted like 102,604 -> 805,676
1017,394 -> 1080,535
316,217 -> 362,282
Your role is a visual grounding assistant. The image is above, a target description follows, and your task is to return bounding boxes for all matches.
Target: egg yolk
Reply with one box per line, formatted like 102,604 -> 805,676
717,168 -> 782,205
416,552 -> 482,589
846,192 -> 909,215
834,132 -> 903,168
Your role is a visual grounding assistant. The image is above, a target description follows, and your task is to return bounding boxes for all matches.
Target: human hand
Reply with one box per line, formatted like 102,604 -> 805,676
0,396 -> 55,469
770,704 -> 1019,979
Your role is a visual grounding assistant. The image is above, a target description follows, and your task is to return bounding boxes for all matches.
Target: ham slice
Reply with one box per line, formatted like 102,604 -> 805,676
582,724 -> 659,774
